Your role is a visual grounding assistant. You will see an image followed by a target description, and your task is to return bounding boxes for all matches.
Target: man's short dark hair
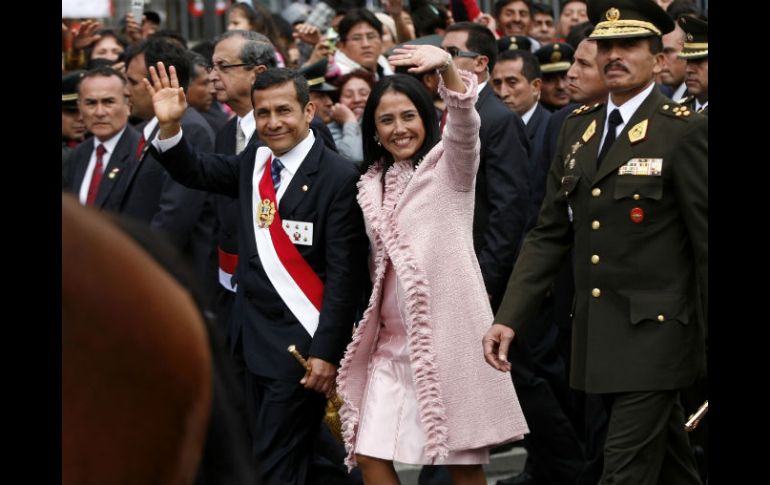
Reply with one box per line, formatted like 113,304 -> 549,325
566,21 -> 594,48
338,8 -> 383,41
446,22 -> 499,72
494,0 -> 532,19
411,3 -> 451,38
187,52 -> 209,80
252,68 -> 309,107
144,37 -> 191,92
216,30 -> 277,68
531,2 -> 555,18
190,39 -> 216,64
149,29 -> 188,48
666,0 -> 702,21
78,66 -> 129,94
498,49 -> 542,81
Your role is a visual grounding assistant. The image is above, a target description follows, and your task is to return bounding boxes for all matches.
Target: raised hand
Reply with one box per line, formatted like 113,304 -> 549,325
293,23 -> 322,46
144,62 -> 187,137
482,324 -> 515,372
71,19 -> 103,50
124,13 -> 143,43
388,44 -> 464,93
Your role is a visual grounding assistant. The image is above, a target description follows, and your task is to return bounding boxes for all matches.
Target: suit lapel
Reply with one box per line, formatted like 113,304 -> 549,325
122,123 -> 157,192
594,89 -> 663,183
278,137 -> 322,218
72,140 -> 93,191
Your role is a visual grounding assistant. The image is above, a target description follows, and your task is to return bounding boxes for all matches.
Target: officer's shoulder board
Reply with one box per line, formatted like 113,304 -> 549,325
660,100 -> 695,120
568,102 -> 603,118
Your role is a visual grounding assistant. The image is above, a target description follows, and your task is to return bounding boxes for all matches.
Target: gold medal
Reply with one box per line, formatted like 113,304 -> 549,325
257,198 -> 276,228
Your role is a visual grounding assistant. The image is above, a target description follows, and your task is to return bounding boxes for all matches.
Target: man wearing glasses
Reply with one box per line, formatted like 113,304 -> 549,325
334,8 -> 393,79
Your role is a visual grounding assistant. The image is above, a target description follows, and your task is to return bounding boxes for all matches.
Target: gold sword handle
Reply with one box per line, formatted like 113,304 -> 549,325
288,345 -> 311,371
685,400 -> 708,432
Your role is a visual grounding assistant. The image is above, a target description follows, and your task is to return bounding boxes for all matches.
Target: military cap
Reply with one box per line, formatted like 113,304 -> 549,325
298,58 -> 337,92
534,42 -> 575,73
677,16 -> 707,60
62,70 -> 86,112
497,35 -> 533,53
587,0 -> 674,39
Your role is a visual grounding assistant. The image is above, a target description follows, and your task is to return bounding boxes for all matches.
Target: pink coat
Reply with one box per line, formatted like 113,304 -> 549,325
336,71 -> 528,469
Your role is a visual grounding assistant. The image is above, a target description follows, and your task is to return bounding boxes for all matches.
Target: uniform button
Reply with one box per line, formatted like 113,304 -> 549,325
657,314 -> 665,322
592,288 -> 601,298
633,193 -> 641,200
591,255 -> 600,264
592,220 -> 601,230
592,188 -> 601,197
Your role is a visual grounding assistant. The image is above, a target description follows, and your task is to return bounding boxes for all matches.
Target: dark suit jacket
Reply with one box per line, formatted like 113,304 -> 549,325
526,103 -> 551,178
474,83 -> 531,308
497,88 -> 708,393
64,125 -> 142,212
198,107 -> 230,134
118,108 -> 218,298
152,132 -> 368,381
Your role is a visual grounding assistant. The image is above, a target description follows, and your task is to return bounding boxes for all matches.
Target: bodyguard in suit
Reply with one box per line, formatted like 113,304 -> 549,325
120,37 -> 218,301
64,67 -> 141,212
441,22 -> 531,310
484,1 -> 707,484
145,65 -> 368,485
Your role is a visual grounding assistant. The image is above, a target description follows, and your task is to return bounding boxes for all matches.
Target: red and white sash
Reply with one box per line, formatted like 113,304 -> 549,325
251,147 -> 324,336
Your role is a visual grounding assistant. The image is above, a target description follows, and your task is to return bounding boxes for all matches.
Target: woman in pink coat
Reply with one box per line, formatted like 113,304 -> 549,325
336,44 -> 528,484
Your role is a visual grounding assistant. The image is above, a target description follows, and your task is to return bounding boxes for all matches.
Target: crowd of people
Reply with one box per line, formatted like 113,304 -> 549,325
62,1 -> 708,484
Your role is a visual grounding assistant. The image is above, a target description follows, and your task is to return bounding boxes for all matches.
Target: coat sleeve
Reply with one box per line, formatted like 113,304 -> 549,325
436,69 -> 480,192
671,115 -> 708,326
475,100 -> 532,302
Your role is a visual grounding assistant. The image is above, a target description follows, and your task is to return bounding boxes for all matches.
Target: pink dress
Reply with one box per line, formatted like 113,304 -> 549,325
353,260 -> 489,465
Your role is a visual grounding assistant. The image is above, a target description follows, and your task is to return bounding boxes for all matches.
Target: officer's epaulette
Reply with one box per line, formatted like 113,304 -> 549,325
660,102 -> 694,119
569,102 -> 603,117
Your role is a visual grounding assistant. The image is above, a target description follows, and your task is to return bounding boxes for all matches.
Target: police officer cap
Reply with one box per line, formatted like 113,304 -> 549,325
534,42 -> 575,73
587,0 -> 674,40
62,70 -> 86,112
298,59 -> 337,93
677,16 -> 707,60
497,35 -> 533,53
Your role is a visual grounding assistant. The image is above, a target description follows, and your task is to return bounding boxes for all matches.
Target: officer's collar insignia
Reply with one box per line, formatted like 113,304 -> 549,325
627,119 -> 648,144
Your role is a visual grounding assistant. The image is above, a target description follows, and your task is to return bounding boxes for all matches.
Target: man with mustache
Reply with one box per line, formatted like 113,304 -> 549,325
485,1 -> 707,483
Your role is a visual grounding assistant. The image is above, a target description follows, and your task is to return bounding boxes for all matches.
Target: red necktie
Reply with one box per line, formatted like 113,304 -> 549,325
86,144 -> 106,206
135,133 -> 146,159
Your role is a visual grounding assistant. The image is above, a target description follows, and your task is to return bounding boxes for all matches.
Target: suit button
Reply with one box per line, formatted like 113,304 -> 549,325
657,314 -> 665,322
591,255 -> 600,264
592,288 -> 601,298
592,188 -> 601,197
592,220 -> 600,230
633,193 -> 641,200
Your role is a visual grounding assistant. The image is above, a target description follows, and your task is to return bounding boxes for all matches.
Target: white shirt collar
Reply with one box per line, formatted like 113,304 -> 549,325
477,80 -> 487,95
695,99 -> 708,112
606,81 -> 656,125
672,82 -> 687,101
93,125 -> 127,154
238,110 -> 256,144
521,102 -> 538,125
270,129 -> 316,201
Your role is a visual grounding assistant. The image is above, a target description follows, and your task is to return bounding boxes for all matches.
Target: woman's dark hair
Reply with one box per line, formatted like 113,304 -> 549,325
86,29 -> 129,61
361,74 -> 440,174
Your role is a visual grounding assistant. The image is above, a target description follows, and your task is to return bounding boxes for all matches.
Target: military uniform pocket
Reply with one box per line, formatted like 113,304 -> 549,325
629,293 -> 689,325
613,176 -> 663,200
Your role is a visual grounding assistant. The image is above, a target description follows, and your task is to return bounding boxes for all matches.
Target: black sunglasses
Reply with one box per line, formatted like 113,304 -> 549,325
443,46 -> 481,58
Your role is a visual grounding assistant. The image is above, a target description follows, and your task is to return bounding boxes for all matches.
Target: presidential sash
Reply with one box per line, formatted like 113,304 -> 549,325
251,147 -> 324,336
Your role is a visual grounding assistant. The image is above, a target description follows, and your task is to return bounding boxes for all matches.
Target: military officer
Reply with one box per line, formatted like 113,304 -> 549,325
483,1 -> 707,484
675,16 -> 708,115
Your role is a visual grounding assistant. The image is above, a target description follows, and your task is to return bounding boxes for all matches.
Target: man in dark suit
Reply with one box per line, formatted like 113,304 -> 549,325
441,22 -> 531,311
485,1 -> 707,484
64,66 -> 141,212
187,51 -> 229,134
145,65 -> 368,485
120,37 -> 218,302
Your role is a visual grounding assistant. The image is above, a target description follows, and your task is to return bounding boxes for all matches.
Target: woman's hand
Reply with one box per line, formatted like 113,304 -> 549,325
330,103 -> 358,125
388,44 -> 464,93
71,19 -> 103,50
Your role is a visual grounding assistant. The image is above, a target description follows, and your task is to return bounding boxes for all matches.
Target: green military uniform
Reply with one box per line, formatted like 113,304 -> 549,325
495,1 -> 707,483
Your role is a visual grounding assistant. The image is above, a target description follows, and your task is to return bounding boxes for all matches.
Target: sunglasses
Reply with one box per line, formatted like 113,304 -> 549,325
443,46 -> 481,58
